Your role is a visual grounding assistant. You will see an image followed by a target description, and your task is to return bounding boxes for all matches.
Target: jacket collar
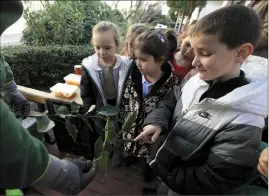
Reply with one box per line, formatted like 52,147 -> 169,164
82,54 -> 131,106
92,54 -> 122,71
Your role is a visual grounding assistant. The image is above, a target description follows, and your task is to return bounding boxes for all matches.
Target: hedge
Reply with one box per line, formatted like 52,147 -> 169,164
2,44 -> 93,91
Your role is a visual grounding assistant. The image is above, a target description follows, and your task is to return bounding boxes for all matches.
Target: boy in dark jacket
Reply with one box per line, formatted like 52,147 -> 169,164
135,5 -> 267,195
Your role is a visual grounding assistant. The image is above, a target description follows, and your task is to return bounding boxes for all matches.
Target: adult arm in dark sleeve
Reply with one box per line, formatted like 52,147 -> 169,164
0,99 -> 49,189
1,60 -> 30,117
0,99 -> 97,194
151,122 -> 262,195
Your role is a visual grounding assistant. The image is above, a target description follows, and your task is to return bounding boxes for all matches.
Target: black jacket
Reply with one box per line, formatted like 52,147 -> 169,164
144,73 -> 266,195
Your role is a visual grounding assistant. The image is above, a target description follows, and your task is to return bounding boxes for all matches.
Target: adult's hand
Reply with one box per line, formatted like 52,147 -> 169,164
34,155 -> 98,195
64,157 -> 98,189
2,80 -> 30,118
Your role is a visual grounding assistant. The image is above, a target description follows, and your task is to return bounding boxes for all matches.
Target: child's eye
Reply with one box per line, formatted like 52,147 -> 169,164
185,42 -> 191,47
105,47 -> 111,50
202,53 -> 211,57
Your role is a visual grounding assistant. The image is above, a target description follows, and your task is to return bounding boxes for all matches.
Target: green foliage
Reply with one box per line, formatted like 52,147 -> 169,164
21,111 -> 55,142
53,102 -> 137,169
93,105 -> 138,168
98,105 -> 121,116
36,115 -> 55,133
138,3 -> 171,26
22,1 -> 128,46
85,105 -> 96,115
167,0 -> 206,20
2,44 -> 93,91
71,101 -> 80,114
120,110 -> 138,135
25,111 -> 55,133
23,100 -> 137,168
121,2 -> 172,27
65,118 -> 78,142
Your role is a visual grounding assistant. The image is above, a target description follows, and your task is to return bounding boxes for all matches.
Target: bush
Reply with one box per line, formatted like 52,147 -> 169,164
2,44 -> 93,91
22,1 -> 128,46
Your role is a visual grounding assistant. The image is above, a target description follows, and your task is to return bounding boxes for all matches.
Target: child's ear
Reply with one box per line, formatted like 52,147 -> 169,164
155,56 -> 165,67
235,43 -> 253,64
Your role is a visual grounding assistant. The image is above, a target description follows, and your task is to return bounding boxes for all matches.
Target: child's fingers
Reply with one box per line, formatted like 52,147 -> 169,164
151,130 -> 161,143
134,130 -> 150,142
258,161 -> 268,177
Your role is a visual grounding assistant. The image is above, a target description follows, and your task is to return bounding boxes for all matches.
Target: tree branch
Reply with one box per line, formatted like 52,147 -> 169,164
132,0 -> 143,23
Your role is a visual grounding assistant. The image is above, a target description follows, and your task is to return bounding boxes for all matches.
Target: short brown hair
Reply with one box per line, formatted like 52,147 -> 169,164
189,5 -> 261,49
92,21 -> 121,51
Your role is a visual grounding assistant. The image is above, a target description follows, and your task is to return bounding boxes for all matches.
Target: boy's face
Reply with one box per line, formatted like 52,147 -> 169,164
191,34 -> 240,81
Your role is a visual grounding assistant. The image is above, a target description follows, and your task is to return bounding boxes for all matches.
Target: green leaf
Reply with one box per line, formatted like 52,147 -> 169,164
93,117 -> 106,131
36,116 -> 55,133
120,110 -> 138,134
71,101 -> 80,114
77,114 -> 94,132
28,111 -> 47,117
98,150 -> 109,169
94,137 -> 104,159
65,119 -> 78,142
54,105 -> 70,118
98,105 -> 120,116
106,117 -> 116,141
85,105 -> 96,115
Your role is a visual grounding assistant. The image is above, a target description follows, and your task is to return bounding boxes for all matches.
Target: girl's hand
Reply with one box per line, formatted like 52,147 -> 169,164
258,147 -> 268,177
134,124 -> 162,144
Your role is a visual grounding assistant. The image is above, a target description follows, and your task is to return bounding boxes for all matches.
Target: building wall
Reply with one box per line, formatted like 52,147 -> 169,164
198,0 -> 225,20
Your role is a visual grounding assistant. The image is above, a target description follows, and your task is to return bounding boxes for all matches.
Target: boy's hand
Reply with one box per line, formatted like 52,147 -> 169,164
258,147 -> 268,177
134,125 -> 162,144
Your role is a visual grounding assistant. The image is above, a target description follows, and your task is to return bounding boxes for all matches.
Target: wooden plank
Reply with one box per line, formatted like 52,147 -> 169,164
17,85 -> 48,104
17,85 -> 83,105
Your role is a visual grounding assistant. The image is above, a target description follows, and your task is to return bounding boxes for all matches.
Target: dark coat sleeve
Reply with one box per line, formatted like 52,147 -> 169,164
143,86 -> 180,132
152,122 -> 262,195
80,68 -> 95,111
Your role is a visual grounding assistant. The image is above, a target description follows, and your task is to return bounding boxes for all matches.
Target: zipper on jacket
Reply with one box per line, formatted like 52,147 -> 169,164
149,102 -> 198,169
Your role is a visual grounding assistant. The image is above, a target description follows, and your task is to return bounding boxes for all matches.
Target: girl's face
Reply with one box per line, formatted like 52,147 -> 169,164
127,33 -> 138,58
92,30 -> 117,63
134,48 -> 163,76
180,36 -> 195,62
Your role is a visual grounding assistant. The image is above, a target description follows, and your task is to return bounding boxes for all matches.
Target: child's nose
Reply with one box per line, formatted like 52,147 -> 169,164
136,60 -> 141,67
192,55 -> 201,67
100,49 -> 106,55
186,48 -> 193,55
